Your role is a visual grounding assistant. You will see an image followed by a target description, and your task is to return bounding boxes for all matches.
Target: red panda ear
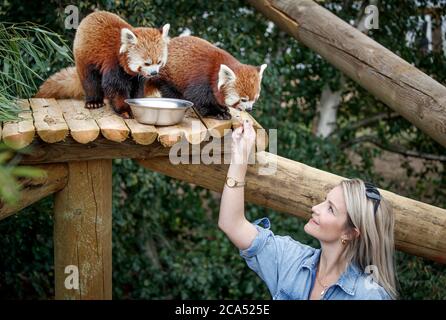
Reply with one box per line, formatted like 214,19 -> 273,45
159,24 -> 170,39
218,64 -> 237,91
258,64 -> 267,79
120,28 -> 137,54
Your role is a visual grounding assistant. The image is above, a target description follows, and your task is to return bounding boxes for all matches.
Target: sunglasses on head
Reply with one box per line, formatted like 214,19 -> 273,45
364,182 -> 381,215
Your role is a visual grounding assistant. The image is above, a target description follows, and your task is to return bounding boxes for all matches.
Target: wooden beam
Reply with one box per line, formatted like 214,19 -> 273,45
53,159 -> 112,299
0,163 -> 68,220
248,0 -> 446,147
137,152 -> 446,264
17,135 -> 233,165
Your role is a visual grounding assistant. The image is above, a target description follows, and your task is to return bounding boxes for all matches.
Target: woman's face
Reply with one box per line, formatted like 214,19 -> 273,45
304,185 -> 350,244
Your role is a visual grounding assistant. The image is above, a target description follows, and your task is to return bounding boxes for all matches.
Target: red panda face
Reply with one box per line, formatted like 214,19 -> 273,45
120,25 -> 170,78
218,64 -> 267,111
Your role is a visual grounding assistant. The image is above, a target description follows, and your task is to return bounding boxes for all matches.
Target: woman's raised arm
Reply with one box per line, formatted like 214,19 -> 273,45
218,120 -> 258,250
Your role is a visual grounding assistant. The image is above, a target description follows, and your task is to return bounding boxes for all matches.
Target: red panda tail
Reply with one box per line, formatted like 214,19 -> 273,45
34,67 -> 84,99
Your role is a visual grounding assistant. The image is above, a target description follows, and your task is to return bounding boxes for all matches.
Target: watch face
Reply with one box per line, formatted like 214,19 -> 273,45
227,178 -> 235,187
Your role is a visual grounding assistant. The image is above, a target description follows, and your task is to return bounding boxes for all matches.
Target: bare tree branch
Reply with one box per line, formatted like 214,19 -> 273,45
328,111 -> 401,137
341,135 -> 446,162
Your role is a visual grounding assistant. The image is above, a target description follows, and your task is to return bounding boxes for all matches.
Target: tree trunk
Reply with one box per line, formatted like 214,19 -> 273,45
248,0 -> 446,147
53,159 -> 112,299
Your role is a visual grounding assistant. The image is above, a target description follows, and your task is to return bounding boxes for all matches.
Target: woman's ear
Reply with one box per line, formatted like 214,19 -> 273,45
343,228 -> 360,242
347,228 -> 360,241
353,227 -> 360,239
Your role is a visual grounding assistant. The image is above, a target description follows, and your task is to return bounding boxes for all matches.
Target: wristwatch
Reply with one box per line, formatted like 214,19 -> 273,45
225,176 -> 246,188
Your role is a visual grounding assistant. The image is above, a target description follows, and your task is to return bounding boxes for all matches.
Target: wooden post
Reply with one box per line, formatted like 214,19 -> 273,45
137,152 -> 446,264
53,159 -> 112,299
247,0 -> 446,148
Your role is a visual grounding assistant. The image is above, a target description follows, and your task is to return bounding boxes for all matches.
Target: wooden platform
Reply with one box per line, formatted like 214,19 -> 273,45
0,98 -> 268,150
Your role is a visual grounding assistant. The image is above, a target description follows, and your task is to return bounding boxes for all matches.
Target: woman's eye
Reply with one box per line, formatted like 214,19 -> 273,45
329,206 -> 333,213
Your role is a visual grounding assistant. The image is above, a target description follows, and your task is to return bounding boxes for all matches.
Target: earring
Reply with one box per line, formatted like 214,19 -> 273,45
341,238 -> 347,245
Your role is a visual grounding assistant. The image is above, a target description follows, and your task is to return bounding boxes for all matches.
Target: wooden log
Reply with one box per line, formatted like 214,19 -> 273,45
137,152 -> 446,264
124,119 -> 158,145
28,98 -> 69,143
1,99 -> 35,149
89,101 -> 130,143
57,99 -> 100,144
0,163 -> 68,220
53,159 -> 112,299
16,136 -> 232,165
248,0 -> 446,148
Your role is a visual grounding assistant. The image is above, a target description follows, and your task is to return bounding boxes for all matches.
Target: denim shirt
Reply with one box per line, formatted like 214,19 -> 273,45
239,218 -> 392,300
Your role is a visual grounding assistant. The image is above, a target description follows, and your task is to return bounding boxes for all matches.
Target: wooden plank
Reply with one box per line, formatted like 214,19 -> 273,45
88,101 -> 129,143
57,99 -> 100,144
199,113 -> 233,139
0,163 -> 68,220
248,0 -> 446,147
156,108 -> 211,147
124,119 -> 158,145
137,152 -> 446,264
54,159 -> 112,300
2,99 -> 35,149
155,123 -> 184,148
28,98 -> 69,143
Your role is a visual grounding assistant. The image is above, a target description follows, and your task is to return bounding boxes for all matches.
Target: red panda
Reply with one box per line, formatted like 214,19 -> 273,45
35,11 -> 170,118
144,36 -> 267,120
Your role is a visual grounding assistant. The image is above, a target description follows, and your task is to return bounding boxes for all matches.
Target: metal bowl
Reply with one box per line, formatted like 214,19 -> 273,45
125,98 -> 194,126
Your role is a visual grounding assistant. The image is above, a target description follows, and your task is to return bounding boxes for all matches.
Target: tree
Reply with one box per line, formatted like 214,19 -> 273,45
0,0 -> 445,299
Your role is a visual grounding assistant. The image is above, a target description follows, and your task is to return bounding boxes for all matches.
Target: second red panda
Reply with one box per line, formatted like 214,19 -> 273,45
145,36 -> 267,120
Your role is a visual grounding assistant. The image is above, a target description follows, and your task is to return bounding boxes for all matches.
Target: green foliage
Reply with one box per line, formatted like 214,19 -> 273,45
0,22 -> 72,120
0,20 -> 72,207
0,145 -> 48,206
0,0 -> 445,300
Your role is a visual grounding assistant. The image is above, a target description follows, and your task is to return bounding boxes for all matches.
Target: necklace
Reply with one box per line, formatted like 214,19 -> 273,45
316,274 -> 329,296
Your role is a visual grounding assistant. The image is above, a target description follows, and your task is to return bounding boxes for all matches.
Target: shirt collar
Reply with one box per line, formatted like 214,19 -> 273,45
301,249 -> 362,296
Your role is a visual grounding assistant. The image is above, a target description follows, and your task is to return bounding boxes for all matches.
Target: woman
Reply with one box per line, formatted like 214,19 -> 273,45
218,119 -> 398,300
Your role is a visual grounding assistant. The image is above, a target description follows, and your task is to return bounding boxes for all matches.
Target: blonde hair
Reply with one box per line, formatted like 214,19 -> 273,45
340,178 -> 398,299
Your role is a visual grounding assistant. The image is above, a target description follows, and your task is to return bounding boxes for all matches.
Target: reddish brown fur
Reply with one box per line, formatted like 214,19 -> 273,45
151,36 -> 262,106
73,11 -> 164,82
34,67 -> 84,99
36,11 -> 167,116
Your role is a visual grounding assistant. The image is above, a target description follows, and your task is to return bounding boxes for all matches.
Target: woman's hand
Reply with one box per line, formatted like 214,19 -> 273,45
231,119 -> 256,165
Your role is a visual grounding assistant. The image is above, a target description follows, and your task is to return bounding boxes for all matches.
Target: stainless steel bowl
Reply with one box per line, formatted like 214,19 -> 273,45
125,98 -> 194,126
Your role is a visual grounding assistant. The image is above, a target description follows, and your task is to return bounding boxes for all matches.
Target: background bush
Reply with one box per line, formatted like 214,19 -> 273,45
0,0 -> 445,299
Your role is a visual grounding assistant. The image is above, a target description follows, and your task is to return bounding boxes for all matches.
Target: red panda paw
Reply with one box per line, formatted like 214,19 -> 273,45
120,111 -> 131,119
116,107 -> 134,119
213,110 -> 232,121
85,101 -> 104,109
